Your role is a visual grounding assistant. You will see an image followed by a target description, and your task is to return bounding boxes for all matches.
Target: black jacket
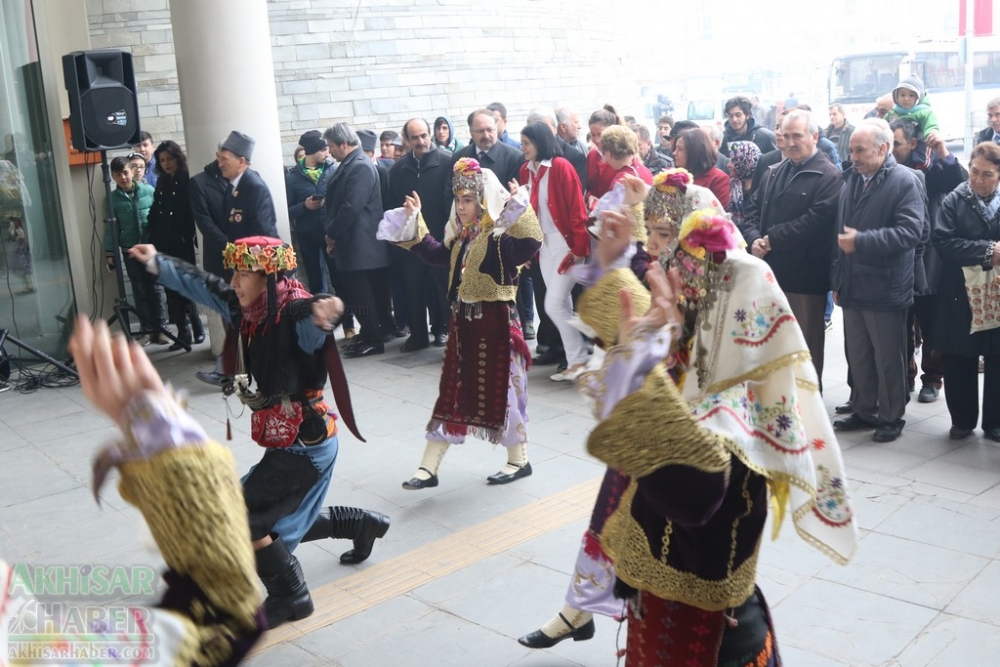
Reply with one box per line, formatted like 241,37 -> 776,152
449,141 -> 524,199
388,148 -> 453,239
147,171 -> 196,264
285,157 -> 336,237
721,117 -> 777,157
902,154 -> 968,296
191,163 -> 278,276
324,146 -> 390,272
556,136 -> 588,194
932,182 -> 1000,356
975,126 -> 995,146
831,155 -> 925,310
750,149 -> 782,198
743,151 -> 842,295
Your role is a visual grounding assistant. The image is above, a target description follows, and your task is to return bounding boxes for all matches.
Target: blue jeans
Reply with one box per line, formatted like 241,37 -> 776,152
824,291 -> 834,322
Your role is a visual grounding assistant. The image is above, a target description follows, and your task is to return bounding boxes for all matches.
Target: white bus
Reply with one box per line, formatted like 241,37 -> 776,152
829,38 -> 1000,142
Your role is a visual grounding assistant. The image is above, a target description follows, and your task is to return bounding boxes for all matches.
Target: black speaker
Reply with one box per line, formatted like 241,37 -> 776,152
62,50 -> 141,152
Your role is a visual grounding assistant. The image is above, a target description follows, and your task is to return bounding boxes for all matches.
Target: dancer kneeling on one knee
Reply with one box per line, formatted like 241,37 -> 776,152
128,236 -> 389,630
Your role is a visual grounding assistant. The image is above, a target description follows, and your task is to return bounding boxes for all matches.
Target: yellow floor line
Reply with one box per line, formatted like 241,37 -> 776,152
251,476 -> 602,655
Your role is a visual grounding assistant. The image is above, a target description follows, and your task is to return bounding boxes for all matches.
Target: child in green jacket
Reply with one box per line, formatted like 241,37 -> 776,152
106,155 -> 166,343
886,74 -> 937,167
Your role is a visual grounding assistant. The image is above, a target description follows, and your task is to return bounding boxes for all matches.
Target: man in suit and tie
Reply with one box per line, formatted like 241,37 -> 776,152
190,130 -> 278,386
450,109 -> 523,196
975,97 -> 1000,145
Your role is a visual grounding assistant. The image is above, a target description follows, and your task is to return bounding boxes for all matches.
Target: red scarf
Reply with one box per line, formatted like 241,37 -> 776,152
241,276 -> 312,338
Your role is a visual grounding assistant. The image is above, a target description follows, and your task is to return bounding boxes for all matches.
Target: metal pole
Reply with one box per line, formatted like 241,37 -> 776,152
965,0 -> 976,153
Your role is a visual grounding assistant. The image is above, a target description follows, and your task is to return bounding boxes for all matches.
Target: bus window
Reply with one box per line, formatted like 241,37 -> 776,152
919,52 -> 963,88
686,100 -> 716,121
831,54 -> 905,102
974,51 -> 1000,85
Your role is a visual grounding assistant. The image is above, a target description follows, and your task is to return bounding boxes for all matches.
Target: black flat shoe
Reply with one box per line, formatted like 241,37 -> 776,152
835,401 -> 853,415
985,427 -> 1000,443
487,462 -> 532,485
168,340 -> 192,352
400,337 -> 429,353
193,333 -> 206,344
402,469 -> 439,490
833,414 -> 875,432
195,371 -> 230,387
873,419 -> 905,443
518,617 -> 595,649
950,426 -> 974,440
533,350 -> 566,366
432,332 -> 448,347
344,342 -> 384,358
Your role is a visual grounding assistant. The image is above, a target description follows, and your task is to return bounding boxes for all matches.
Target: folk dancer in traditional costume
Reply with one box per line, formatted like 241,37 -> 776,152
377,158 -> 543,489
2,317 -> 265,664
128,236 -> 390,629
519,168 -> 730,649
521,169 -> 859,665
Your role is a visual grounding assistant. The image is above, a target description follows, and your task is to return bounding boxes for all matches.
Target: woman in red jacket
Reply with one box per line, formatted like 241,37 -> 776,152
517,123 -> 592,381
584,106 -> 652,209
673,128 -> 731,209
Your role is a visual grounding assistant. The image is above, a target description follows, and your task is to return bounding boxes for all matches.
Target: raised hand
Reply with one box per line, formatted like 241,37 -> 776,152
128,243 -> 158,264
68,316 -> 164,429
617,263 -> 682,343
312,296 -> 345,331
404,191 -> 422,217
595,210 -> 633,269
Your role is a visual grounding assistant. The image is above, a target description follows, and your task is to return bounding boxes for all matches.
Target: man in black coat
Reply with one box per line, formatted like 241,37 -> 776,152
975,97 -> 1000,145
190,130 -> 278,385
388,119 -> 452,352
742,110 -> 842,386
285,130 -> 354,337
831,119 -> 926,443
324,123 -> 393,357
890,119 -> 968,403
449,109 -> 523,197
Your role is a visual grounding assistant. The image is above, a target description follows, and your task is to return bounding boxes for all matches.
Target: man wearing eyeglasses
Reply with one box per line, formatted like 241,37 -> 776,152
448,109 -> 523,202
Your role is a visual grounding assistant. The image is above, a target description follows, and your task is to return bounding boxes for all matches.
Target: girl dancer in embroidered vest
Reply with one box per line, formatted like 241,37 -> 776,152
377,158 -> 543,488
520,170 -> 859,665
128,236 -> 389,629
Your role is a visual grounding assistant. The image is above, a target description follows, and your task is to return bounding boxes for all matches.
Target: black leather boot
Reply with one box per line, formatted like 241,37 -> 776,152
190,311 -> 205,344
301,506 -> 390,564
255,537 -> 314,629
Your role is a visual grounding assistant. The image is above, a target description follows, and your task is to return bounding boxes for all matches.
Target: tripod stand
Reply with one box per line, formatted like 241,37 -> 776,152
0,327 -> 79,385
100,150 -> 189,351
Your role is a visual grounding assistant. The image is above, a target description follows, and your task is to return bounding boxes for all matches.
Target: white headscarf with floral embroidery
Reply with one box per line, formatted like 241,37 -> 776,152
683,248 -> 858,565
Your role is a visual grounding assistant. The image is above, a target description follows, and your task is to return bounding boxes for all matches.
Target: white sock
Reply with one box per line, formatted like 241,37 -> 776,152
539,605 -> 592,638
412,440 -> 450,480
498,443 -> 528,475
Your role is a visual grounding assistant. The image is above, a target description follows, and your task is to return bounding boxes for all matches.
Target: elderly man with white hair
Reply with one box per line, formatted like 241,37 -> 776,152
831,118 -> 926,443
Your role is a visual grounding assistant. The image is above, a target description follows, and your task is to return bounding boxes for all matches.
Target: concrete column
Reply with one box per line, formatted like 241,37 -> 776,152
169,0 -> 288,240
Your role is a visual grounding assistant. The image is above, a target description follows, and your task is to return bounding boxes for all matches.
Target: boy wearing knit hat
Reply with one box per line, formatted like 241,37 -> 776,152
886,75 -> 939,167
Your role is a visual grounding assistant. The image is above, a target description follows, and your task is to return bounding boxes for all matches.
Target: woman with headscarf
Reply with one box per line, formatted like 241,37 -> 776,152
933,141 -> 1000,442
378,158 -> 543,489
519,171 -> 858,665
726,140 -> 762,230
433,116 -> 464,153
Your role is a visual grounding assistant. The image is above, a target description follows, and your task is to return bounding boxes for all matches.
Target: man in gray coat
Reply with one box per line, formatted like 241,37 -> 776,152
831,118 -> 926,442
324,123 -> 393,357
